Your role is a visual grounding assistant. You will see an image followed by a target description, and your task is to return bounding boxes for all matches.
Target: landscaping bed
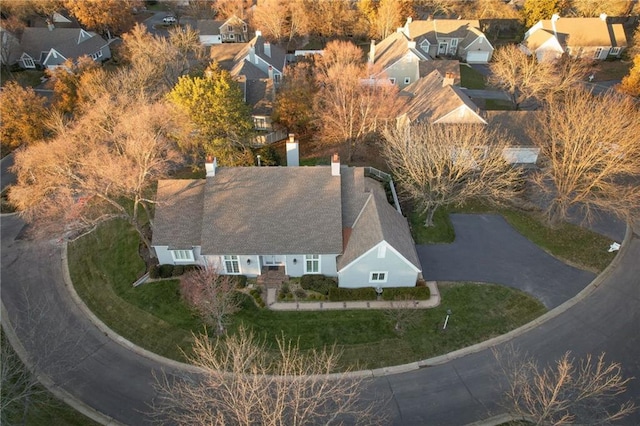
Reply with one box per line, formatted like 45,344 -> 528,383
69,220 -> 546,370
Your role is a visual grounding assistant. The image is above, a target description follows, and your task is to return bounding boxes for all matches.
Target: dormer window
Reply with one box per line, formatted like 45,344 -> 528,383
228,26 -> 233,32
420,39 -> 429,52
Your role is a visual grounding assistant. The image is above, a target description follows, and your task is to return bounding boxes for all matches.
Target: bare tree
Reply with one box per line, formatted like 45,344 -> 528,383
494,346 -> 636,425
383,296 -> 420,336
489,45 -> 590,110
154,326 -> 386,425
180,263 -> 240,335
383,123 -> 522,226
8,95 -> 180,248
530,87 -> 640,225
314,40 -> 399,161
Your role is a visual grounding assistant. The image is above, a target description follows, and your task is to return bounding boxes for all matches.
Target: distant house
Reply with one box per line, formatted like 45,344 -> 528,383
230,30 -> 287,86
521,14 -> 628,61
196,15 -> 249,46
485,111 -> 541,165
13,25 -> 110,69
152,152 -> 422,288
369,31 -> 429,89
397,17 -> 494,64
396,69 -> 486,126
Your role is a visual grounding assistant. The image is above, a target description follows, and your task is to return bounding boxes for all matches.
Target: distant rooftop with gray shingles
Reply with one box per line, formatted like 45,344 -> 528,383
372,31 -> 427,72
19,27 -> 107,63
486,111 -> 542,147
338,189 -> 421,271
152,180 -> 205,249
197,19 -> 224,35
201,167 -> 343,255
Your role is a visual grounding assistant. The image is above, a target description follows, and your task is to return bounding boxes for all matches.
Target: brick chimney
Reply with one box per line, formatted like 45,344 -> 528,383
331,153 -> 340,176
205,156 -> 217,177
442,72 -> 455,87
286,134 -> 299,167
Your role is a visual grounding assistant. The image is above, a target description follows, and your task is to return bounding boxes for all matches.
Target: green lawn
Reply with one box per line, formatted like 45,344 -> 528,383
69,220 -> 546,370
0,68 -> 45,88
485,99 -> 515,110
460,64 -> 486,89
412,201 -> 616,272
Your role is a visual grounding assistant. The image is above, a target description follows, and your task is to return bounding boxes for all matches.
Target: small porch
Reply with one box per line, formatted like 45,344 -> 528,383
256,265 -> 289,288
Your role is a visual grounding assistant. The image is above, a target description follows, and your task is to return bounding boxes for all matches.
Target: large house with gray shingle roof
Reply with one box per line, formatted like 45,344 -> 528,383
14,26 -> 110,69
230,30 -> 287,86
152,151 -> 422,288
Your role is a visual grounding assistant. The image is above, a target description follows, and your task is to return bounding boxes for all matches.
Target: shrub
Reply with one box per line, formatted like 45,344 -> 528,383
294,288 -> 307,299
172,265 -> 185,277
300,275 -> 338,295
232,275 -> 248,289
328,287 -> 377,302
149,264 -> 160,279
381,286 -> 430,301
158,264 -> 174,278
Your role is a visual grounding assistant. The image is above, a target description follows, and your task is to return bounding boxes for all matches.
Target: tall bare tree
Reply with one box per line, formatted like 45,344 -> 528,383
489,45 -> 589,110
9,95 -> 179,248
154,326 -> 386,425
180,264 -> 240,335
314,40 -> 399,161
383,123 -> 522,226
494,346 -> 636,425
530,87 -> 640,225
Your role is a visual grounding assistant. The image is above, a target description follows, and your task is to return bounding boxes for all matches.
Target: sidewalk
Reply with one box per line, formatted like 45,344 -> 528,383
265,281 -> 440,311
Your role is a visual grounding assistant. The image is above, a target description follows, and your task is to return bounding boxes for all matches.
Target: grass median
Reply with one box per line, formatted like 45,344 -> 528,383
69,219 -> 546,370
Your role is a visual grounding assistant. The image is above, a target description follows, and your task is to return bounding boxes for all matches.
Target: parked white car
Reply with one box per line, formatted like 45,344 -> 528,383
163,16 -> 177,24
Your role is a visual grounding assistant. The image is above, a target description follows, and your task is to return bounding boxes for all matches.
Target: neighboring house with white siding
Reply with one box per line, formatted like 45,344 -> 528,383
13,25 -> 110,69
197,15 -> 249,46
521,14 -> 628,62
152,152 -> 422,288
230,30 -> 287,86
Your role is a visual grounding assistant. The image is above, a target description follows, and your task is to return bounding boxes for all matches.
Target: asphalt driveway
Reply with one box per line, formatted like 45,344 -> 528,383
417,214 -> 597,309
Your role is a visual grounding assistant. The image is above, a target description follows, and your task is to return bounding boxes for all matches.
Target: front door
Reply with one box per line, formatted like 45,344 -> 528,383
438,42 -> 448,55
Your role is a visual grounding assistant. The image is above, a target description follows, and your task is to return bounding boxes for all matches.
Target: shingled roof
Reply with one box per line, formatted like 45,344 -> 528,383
201,167 -> 342,255
371,31 -> 428,72
532,17 -> 627,48
406,19 -> 482,44
152,180 -> 205,249
19,27 -> 107,65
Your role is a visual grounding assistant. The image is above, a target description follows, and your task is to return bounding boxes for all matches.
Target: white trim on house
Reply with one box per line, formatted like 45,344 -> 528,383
338,241 -> 421,275
21,54 -> 35,68
43,48 -> 66,67
419,39 -> 430,52
304,254 -> 320,274
609,47 -> 621,56
434,105 -> 487,125
171,249 -> 194,262
369,271 -> 388,283
224,255 -> 241,274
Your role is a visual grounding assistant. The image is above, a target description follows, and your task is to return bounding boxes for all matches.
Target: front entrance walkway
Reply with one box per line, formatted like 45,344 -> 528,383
265,281 -> 440,311
256,266 -> 288,288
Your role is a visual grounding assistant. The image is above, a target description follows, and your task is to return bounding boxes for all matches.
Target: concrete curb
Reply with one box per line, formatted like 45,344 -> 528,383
1,302 -> 123,426
61,242 -> 201,375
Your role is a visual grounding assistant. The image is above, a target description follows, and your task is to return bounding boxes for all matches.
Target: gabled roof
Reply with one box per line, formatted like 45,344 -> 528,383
522,29 -> 560,53
233,32 -> 287,74
238,76 -> 275,116
19,27 -> 107,64
486,111 -> 542,147
398,70 -> 485,124
338,186 -> 420,271
418,59 -> 460,83
209,42 -> 247,70
530,17 -> 627,48
201,167 -> 343,255
197,19 -> 225,36
407,19 -> 482,44
372,31 -> 427,72
458,26 -> 492,51
152,180 -> 205,248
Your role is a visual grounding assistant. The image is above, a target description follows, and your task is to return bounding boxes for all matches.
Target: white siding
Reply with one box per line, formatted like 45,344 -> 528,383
502,147 -> 540,164
338,242 -> 419,288
200,35 -> 222,45
154,245 -> 203,266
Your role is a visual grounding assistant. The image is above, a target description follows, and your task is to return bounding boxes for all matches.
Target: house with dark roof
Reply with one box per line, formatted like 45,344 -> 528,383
368,31 -> 429,89
230,30 -> 287,86
152,149 -> 422,288
13,25 -> 110,69
397,17 -> 494,64
396,69 -> 486,126
521,14 -> 628,62
197,15 -> 249,46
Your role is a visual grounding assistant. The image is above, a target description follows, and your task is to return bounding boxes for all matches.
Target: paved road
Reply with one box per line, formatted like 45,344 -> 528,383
417,214 -> 596,309
2,213 -> 639,425
1,153 -> 16,190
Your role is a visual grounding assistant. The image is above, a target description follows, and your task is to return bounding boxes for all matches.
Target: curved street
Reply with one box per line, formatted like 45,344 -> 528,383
1,213 -> 639,425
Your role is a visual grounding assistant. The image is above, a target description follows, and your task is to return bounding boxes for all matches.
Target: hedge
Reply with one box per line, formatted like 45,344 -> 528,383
381,286 -> 430,301
328,287 -> 377,302
300,275 -> 338,295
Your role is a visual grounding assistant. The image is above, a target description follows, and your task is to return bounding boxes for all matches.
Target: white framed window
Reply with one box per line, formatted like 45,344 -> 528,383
404,77 -> 411,85
594,47 -> 603,59
420,39 -> 429,52
91,50 -> 103,60
242,24 -> 247,32
228,25 -> 233,32
224,255 -> 240,274
254,117 -> 267,129
304,255 -> 320,274
377,245 -> 386,259
229,34 -> 235,39
450,38 -> 458,48
370,271 -> 388,283
610,47 -> 621,55
22,57 -> 35,68
273,73 -> 281,84
171,249 -> 194,262
389,77 -> 396,85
